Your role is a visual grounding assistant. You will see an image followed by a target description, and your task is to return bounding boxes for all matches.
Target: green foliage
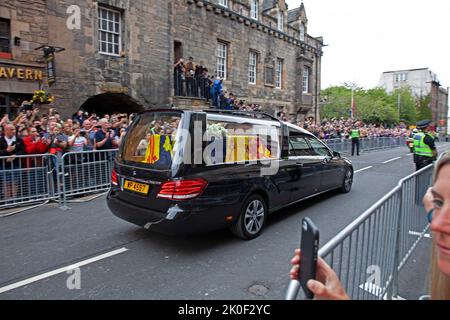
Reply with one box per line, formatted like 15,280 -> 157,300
320,85 -> 418,125
416,95 -> 432,121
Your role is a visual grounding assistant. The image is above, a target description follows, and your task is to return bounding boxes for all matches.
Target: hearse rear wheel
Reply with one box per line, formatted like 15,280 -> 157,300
230,194 -> 267,240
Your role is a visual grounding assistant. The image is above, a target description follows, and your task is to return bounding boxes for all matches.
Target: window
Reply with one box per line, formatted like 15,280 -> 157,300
303,67 -> 310,93
98,7 -> 121,56
299,24 -> 305,41
305,137 -> 332,157
277,11 -> 284,32
250,0 -> 259,20
218,0 -> 228,7
289,136 -> 314,157
0,19 -> 10,53
121,112 -> 182,169
276,59 -> 283,88
249,51 -> 257,84
204,115 -> 280,165
216,42 -> 228,80
395,73 -> 407,82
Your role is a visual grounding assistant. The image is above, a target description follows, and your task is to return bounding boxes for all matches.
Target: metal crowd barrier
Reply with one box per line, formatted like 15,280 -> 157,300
286,164 -> 434,300
0,150 -> 118,213
323,137 -> 407,155
59,149 -> 118,209
0,154 -> 59,213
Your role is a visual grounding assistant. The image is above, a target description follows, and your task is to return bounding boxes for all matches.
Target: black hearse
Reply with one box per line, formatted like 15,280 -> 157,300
107,110 -> 353,240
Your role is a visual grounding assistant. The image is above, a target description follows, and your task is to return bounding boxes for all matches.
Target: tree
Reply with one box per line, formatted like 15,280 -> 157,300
320,85 -> 418,125
388,88 -> 417,125
416,94 -> 432,121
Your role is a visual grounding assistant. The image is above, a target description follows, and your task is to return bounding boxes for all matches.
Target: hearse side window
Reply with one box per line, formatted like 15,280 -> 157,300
121,112 -> 182,169
289,136 -> 314,156
305,136 -> 332,157
205,115 -> 280,165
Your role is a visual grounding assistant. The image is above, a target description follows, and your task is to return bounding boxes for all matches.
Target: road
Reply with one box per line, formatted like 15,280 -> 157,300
1,143 -> 450,300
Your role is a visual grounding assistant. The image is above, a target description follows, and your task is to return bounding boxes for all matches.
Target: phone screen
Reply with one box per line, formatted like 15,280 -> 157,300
299,218 -> 320,299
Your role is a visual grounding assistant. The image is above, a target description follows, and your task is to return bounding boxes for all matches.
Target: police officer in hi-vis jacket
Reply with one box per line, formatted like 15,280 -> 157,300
413,119 -> 438,171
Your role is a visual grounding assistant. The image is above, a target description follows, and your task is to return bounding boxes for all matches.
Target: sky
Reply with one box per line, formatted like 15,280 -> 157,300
285,0 -> 450,90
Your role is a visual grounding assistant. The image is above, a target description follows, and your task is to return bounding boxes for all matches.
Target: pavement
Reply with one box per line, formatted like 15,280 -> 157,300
1,143 -> 450,300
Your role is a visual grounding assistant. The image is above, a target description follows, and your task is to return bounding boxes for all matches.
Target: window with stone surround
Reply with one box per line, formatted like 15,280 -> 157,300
216,41 -> 228,80
250,0 -> 259,20
277,10 -> 284,32
248,51 -> 257,84
299,24 -> 305,41
0,19 -> 10,53
303,67 -> 310,93
276,58 -> 283,89
98,6 -> 121,56
218,0 -> 228,8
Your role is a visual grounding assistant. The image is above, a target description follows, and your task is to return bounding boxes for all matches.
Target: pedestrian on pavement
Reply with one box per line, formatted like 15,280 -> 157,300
289,152 -> 450,300
413,119 -> 438,171
349,124 -> 361,156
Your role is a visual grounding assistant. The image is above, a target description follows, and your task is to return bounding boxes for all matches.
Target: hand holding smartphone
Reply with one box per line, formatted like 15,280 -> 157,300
299,218 -> 320,299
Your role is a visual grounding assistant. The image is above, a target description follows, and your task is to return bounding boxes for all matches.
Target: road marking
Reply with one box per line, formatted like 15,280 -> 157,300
359,282 -> 385,297
355,166 -> 373,173
0,247 -> 128,294
406,153 -> 414,156
382,157 -> 402,164
409,231 -> 432,239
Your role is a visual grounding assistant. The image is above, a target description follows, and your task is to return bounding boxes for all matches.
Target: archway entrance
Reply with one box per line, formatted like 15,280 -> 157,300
79,93 -> 144,116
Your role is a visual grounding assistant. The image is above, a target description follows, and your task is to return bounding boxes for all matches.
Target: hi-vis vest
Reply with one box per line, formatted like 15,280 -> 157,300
351,129 -> 360,139
413,132 -> 433,158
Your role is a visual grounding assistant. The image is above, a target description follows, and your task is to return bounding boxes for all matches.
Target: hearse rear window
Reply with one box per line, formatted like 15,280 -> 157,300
121,112 -> 182,169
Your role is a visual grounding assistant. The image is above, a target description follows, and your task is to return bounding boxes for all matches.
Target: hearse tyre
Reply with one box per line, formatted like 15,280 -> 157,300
340,168 -> 353,194
230,194 -> 267,240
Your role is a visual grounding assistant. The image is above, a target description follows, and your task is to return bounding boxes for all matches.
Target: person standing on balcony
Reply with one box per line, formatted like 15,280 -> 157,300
185,57 -> 196,97
413,119 -> 438,171
211,77 -> 223,109
173,58 -> 185,96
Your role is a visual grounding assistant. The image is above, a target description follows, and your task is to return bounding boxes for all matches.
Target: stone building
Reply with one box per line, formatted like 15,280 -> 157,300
0,0 -> 324,121
378,68 -> 449,132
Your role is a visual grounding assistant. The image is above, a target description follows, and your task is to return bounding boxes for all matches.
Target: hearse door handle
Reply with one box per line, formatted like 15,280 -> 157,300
295,161 -> 303,167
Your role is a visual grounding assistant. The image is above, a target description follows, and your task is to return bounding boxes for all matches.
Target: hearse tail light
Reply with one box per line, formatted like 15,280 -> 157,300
111,169 -> 118,186
157,178 -> 208,200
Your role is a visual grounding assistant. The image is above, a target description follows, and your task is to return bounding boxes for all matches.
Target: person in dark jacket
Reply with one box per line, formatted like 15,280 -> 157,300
0,124 -> 26,201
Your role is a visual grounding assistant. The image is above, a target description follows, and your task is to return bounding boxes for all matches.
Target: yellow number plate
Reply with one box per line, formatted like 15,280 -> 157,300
124,180 -> 150,195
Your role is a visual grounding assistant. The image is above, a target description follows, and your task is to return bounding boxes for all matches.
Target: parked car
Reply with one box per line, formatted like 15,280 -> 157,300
107,109 -> 353,240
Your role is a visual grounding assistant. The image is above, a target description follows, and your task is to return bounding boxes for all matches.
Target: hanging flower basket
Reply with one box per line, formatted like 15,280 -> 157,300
31,90 -> 55,105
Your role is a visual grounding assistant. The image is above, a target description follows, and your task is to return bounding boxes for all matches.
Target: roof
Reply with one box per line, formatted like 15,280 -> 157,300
287,8 -> 300,23
263,0 -> 277,11
382,68 -> 429,74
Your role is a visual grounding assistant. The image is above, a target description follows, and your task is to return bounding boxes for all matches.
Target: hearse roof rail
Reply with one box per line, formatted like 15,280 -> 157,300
203,109 -> 280,122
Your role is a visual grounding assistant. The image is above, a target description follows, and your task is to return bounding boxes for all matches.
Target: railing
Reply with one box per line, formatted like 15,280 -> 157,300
323,136 -> 408,155
59,149 -> 118,209
0,154 -> 60,214
285,164 -> 434,300
0,150 -> 118,214
174,71 -> 211,100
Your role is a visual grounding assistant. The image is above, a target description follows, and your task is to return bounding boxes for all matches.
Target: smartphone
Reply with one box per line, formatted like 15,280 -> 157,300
299,217 -> 320,300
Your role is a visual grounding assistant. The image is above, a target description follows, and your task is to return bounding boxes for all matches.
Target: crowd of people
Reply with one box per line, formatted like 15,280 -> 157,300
0,107 -> 136,162
293,118 -> 414,141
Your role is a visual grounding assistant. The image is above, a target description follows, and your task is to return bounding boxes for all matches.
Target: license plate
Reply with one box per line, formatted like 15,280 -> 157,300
124,180 -> 150,195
